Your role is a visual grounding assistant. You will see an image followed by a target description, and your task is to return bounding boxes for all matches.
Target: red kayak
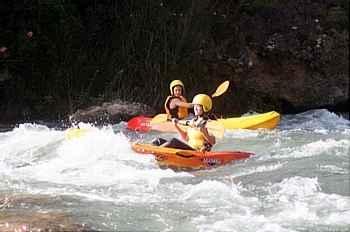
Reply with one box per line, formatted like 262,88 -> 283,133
127,115 -> 152,132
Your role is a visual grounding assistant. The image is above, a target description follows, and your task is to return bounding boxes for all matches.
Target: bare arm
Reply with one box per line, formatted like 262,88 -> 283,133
169,98 -> 193,109
172,119 -> 188,141
200,126 -> 216,146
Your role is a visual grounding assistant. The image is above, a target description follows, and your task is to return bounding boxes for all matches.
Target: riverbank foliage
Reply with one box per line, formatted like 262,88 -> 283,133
0,0 -> 348,122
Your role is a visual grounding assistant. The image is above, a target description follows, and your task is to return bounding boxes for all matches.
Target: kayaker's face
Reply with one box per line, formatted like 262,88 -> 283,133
173,86 -> 183,97
194,104 -> 204,116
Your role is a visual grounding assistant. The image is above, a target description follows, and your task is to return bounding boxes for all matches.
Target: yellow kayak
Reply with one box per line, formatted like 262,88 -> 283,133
217,111 -> 280,129
65,127 -> 90,140
127,111 -> 280,132
66,111 -> 280,140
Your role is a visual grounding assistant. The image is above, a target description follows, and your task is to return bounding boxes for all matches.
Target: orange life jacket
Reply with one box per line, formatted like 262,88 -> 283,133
164,95 -> 189,119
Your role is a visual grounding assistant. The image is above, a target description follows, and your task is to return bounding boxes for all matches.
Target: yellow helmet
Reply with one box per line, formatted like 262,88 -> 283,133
169,80 -> 185,95
192,94 -> 212,112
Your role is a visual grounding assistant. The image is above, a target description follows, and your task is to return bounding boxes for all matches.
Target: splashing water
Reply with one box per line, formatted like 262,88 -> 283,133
0,109 -> 349,231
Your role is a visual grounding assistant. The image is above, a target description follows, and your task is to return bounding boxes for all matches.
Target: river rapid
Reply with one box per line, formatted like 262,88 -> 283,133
0,109 -> 349,231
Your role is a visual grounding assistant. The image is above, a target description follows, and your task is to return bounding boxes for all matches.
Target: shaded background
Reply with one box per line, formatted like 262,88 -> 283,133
0,0 -> 348,123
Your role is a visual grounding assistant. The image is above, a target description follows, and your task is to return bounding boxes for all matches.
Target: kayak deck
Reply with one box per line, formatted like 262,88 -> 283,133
131,143 -> 253,170
217,111 -> 280,129
127,111 -> 280,132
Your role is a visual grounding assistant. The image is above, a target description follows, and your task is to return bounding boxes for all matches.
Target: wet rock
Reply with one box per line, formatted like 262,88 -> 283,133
69,99 -> 156,125
206,1 -> 349,114
0,124 -> 13,132
0,212 -> 90,232
0,194 -> 93,232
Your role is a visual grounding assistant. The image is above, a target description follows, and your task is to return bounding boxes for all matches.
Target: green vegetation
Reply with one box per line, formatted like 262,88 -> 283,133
0,0 -> 348,122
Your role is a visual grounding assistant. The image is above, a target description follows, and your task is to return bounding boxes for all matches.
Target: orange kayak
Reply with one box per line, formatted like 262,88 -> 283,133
131,143 -> 253,170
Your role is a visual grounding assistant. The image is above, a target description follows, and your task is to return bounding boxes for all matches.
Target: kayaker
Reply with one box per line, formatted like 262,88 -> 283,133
164,80 -> 193,120
152,94 -> 215,151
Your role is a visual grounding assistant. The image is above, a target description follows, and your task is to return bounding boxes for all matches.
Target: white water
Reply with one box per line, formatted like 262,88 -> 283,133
0,109 -> 349,231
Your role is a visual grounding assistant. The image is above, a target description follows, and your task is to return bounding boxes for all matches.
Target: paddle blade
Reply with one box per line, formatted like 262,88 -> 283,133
65,128 -> 90,140
127,116 -> 151,132
211,81 -> 230,98
150,114 -> 168,125
207,120 -> 225,139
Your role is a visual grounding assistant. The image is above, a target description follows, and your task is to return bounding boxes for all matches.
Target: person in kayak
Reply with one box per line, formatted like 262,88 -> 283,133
152,94 -> 216,151
164,80 -> 193,120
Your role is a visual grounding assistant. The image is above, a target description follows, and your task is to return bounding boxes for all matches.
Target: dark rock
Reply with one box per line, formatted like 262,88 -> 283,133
0,1 -> 348,121
69,99 -> 156,125
0,194 -> 94,232
0,124 -> 13,132
206,0 -> 349,115
0,212 -> 90,232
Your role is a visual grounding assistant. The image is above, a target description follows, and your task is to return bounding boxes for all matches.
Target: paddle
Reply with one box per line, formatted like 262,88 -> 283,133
211,80 -> 230,98
205,120 -> 225,138
65,127 -> 90,140
149,114 -> 168,125
150,80 -> 230,125
177,120 -> 225,139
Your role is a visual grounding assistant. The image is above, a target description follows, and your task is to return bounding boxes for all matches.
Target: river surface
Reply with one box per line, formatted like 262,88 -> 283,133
0,109 -> 349,231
